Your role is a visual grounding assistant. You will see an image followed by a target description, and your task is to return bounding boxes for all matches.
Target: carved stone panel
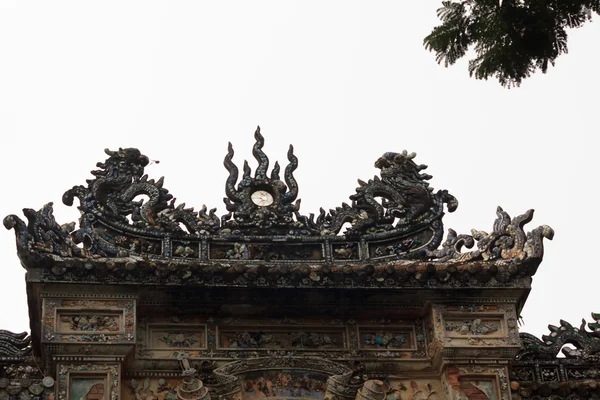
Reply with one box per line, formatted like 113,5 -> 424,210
171,241 -> 200,259
58,312 -> 122,334
132,316 -> 427,363
356,320 -> 427,359
209,242 -> 324,262
444,317 -> 503,338
150,326 -> 206,349
136,319 -> 209,359
431,304 -> 519,357
42,297 -> 136,344
218,327 -> 346,351
331,243 -> 360,261
357,326 -> 415,350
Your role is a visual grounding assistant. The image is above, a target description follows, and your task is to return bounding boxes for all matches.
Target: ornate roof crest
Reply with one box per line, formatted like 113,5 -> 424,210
518,313 -> 600,362
513,313 -> 600,398
4,127 -> 553,286
221,129 -> 302,235
55,127 -> 457,241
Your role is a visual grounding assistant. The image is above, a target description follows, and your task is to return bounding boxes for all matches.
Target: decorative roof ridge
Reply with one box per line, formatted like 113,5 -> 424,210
0,330 -> 32,362
4,127 -> 553,279
512,312 -> 600,398
18,248 -> 542,285
517,312 -> 600,362
512,379 -> 600,399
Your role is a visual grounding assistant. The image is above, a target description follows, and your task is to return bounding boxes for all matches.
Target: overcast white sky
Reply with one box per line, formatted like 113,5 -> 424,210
0,1 -> 599,339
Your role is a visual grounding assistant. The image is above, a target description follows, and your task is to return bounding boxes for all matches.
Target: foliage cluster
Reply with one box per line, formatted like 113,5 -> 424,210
424,0 -> 599,86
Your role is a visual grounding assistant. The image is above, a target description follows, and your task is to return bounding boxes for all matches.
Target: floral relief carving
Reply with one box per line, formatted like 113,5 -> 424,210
332,243 -> 359,260
60,315 -> 120,332
358,327 -> 416,351
158,332 -> 200,348
288,332 -> 339,349
125,317 -> 430,361
219,329 -> 344,350
444,319 -> 499,336
362,332 -> 408,349
43,298 -> 135,344
432,304 -> 519,347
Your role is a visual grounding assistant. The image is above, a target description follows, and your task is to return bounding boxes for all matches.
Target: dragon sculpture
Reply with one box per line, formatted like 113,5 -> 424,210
517,313 -> 600,362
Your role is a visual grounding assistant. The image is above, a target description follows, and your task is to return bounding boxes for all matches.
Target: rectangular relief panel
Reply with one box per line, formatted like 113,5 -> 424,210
331,242 -> 360,261
141,239 -> 162,255
57,311 -> 123,334
217,326 -> 347,350
135,316 -> 427,360
357,326 -> 416,351
136,319 -> 209,359
171,240 -> 200,258
148,324 -> 207,350
432,304 -> 520,349
209,242 -> 324,261
43,297 -> 136,344
444,317 -> 505,338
